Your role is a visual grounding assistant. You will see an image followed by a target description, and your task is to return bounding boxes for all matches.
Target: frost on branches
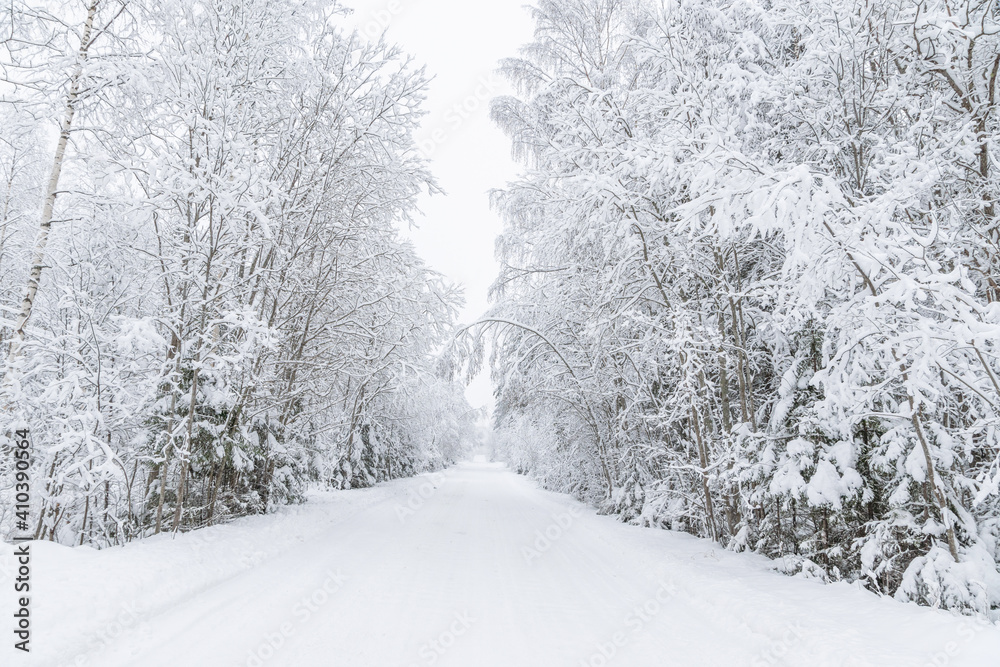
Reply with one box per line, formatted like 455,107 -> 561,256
0,0 -> 476,546
486,0 -> 1000,615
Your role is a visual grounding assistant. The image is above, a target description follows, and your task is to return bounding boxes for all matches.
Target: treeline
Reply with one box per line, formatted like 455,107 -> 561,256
487,0 -> 1000,614
0,0 -> 475,547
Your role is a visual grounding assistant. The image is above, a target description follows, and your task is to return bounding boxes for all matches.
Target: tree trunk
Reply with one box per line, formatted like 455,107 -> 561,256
691,402 -> 718,542
5,0 -> 99,371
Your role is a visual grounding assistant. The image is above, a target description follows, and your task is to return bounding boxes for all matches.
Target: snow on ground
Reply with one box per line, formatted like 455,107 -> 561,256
2,462 -> 998,667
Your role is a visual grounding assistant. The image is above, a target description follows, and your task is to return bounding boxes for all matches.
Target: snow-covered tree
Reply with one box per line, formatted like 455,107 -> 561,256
0,0 -> 474,546
487,0 -> 1000,614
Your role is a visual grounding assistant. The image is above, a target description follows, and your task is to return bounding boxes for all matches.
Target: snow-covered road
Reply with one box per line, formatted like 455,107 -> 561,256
3,462 -> 999,667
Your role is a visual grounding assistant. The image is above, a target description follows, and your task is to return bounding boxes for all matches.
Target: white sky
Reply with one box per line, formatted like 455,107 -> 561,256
340,0 -> 536,412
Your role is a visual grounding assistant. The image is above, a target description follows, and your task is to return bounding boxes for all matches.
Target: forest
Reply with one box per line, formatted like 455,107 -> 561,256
0,0 -> 477,548
1,0 -> 999,623
485,0 -> 1000,615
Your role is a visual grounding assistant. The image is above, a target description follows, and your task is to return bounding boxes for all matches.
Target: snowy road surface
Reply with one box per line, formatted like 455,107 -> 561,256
3,462 -> 999,667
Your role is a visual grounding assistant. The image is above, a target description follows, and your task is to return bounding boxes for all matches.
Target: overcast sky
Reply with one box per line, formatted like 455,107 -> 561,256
340,0 -> 536,412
